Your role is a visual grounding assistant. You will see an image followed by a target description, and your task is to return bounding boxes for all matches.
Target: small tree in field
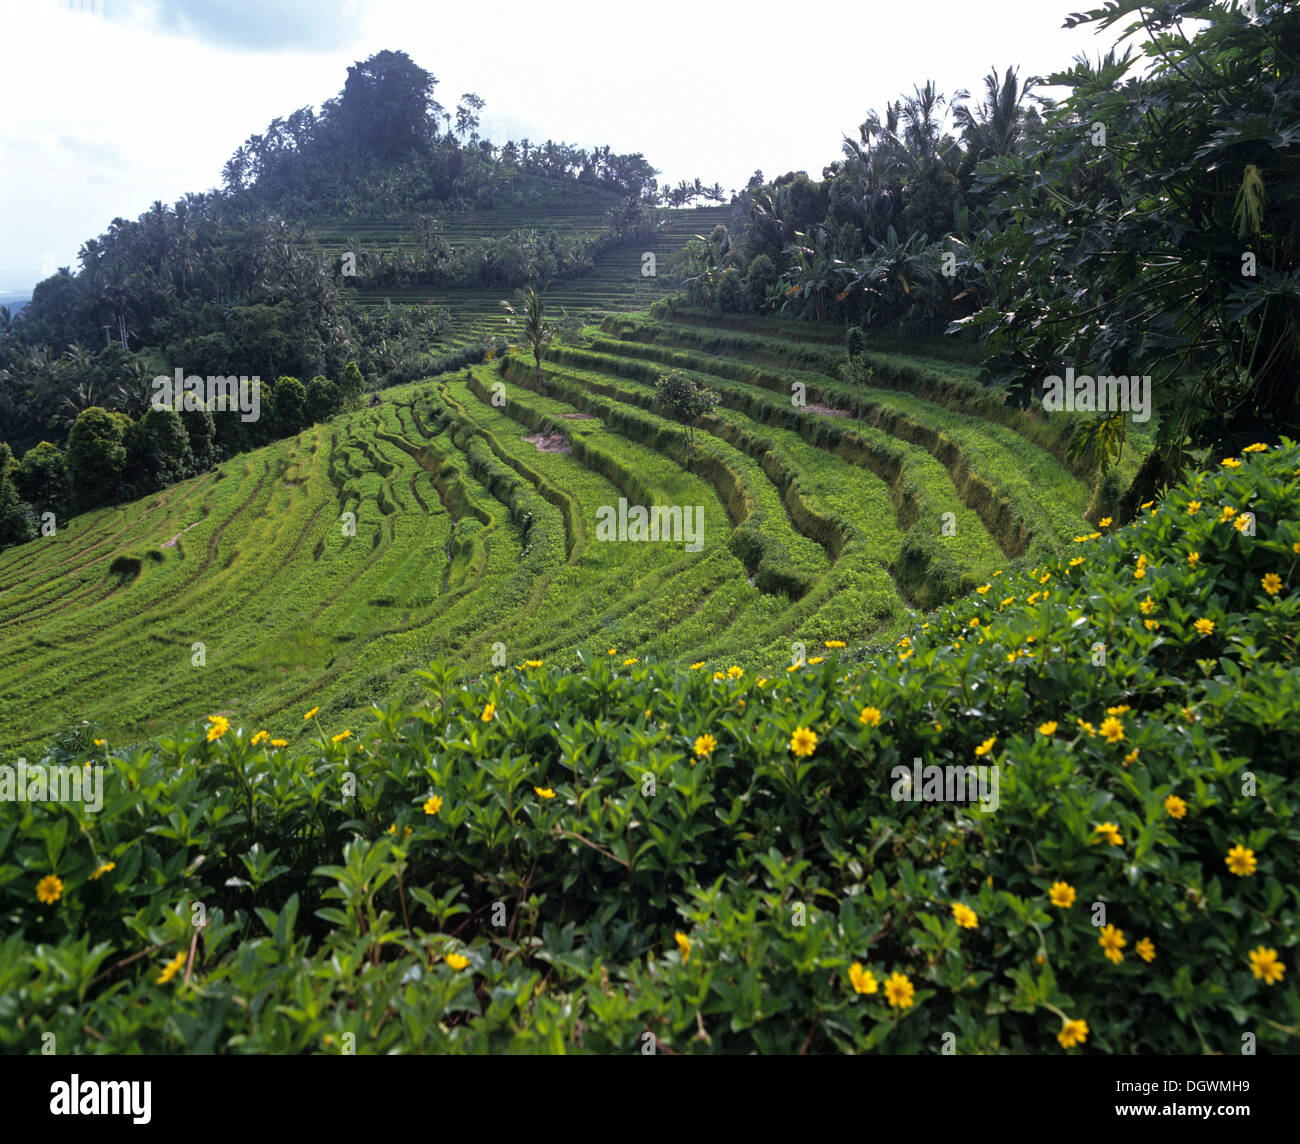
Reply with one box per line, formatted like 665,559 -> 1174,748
501,287 -> 555,391
655,370 -> 720,466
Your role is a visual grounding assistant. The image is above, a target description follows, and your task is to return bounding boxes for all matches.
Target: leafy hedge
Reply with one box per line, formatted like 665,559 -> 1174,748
2,442 -> 1296,1053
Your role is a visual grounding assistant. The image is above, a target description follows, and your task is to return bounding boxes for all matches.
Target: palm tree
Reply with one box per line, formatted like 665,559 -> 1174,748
501,287 -> 556,390
953,67 -> 1037,159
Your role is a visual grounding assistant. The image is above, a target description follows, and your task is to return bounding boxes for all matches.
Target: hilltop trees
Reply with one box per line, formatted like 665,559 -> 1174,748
66,407 -> 128,511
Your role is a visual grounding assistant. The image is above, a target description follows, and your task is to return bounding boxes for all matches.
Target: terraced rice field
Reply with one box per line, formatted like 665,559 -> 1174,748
0,309 -> 1097,753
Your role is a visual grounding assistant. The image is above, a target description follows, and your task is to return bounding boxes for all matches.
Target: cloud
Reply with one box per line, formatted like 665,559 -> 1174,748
107,0 -> 366,53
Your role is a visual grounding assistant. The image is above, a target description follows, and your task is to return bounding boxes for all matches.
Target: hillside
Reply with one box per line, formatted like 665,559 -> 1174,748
0,309 -> 1102,753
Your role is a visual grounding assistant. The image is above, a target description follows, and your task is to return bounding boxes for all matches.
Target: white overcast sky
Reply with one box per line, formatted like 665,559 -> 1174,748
0,0 -> 1131,294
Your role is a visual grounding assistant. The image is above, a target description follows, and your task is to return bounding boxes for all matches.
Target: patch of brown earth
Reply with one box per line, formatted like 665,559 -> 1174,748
523,431 -> 572,454
805,403 -> 851,418
558,412 -> 596,420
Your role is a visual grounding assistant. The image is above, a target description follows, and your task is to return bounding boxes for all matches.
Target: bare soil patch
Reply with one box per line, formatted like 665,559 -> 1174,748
805,403 -> 851,418
523,431 -> 572,454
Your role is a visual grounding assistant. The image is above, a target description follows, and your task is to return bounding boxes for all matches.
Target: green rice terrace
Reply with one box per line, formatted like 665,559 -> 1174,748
3,13 -> 1299,1063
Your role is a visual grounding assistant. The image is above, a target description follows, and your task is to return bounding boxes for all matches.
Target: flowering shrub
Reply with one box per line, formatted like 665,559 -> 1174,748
2,443 -> 1296,1053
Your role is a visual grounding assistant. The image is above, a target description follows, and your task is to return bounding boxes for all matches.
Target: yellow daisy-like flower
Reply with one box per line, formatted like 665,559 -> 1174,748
250,730 -> 269,746
1068,557 -> 1084,568
270,739 -> 288,748
787,661 -> 803,672
1294,542 -> 1300,555
1038,721 -> 1058,736
897,647 -> 914,663
1099,517 -> 1113,528
36,874 -> 64,904
790,726 -> 818,757
756,678 -> 768,687
1143,618 -> 1160,631
727,665 -> 743,679
331,730 -> 351,744
807,656 -> 825,665
1261,573 -> 1283,596
608,648 -> 618,656
481,701 -> 495,722
1242,443 -> 1268,453
825,640 -> 846,649
206,715 -> 230,742
1000,596 -> 1015,607
689,661 -> 705,670
1248,946 -> 1285,985
524,659 -> 543,668
88,862 -> 115,880
1049,881 -> 1076,908
1188,551 -> 1200,568
694,733 -> 717,758
1122,748 -> 1139,767
534,786 -> 556,800
1140,500 -> 1154,511
156,951 -> 186,985
93,738 -> 106,747
1092,822 -> 1124,847
1099,716 -> 1124,744
974,736 -> 996,758
883,972 -> 915,1010
1139,598 -> 1155,615
713,671 -> 726,682
1193,618 -> 1215,635
1221,457 -> 1241,469
1076,719 -> 1096,738
1219,505 -> 1236,522
1187,500 -> 1201,515
674,931 -> 691,963
1133,566 -> 1146,580
1057,1018 -> 1089,1049
969,617 -> 980,628
976,584 -> 991,595
859,706 -> 882,727
1099,924 -> 1126,964
623,657 -> 638,666
423,795 -> 443,816
1136,938 -> 1156,964
952,903 -> 978,930
303,707 -> 319,720
1234,514 -> 1252,534
1106,704 -> 1131,715
1225,844 -> 1256,877
848,962 -> 877,994
445,953 -> 470,971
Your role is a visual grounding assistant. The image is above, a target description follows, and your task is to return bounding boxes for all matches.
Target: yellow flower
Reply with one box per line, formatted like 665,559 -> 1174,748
270,739 -> 288,748
859,706 -> 882,727
156,951 -> 186,985
713,671 -> 725,681
952,903 -> 978,930
787,661 -> 802,672
92,738 -> 106,747
424,795 -> 443,816
36,874 -> 64,904
807,656 -> 825,665
1225,844 -> 1256,877
1076,719 -> 1095,738
445,953 -> 470,971
1099,716 -> 1124,744
790,726 -> 818,757
689,661 -> 705,670
303,707 -> 319,720
1136,938 -> 1156,964
1234,514 -> 1251,534
1092,822 -> 1124,847
883,972 -> 915,1010
251,730 -> 269,746
1099,517 -> 1112,528
1139,598 -> 1155,615
1038,721 -> 1058,736
1068,557 -> 1084,567
331,730 -> 351,744
88,862 -> 115,880
974,736 -> 996,758
1221,457 -> 1241,469
756,678 -> 768,687
897,647 -> 914,663
623,657 -> 638,666
1039,572 -> 1051,584
1261,573 -> 1283,596
1049,882 -> 1076,909
727,665 -> 744,679
1248,946 -> 1285,985
977,584 -> 991,595
1242,443 -> 1268,453
524,659 -> 543,668
1187,501 -> 1201,515
1001,596 -> 1015,607
1106,704 -> 1131,715
534,786 -> 556,800
1133,566 -> 1146,580
1143,618 -> 1159,631
206,715 -> 230,742
1057,1018 -> 1089,1049
1294,542 -> 1300,555
1099,924 -> 1126,964
969,617 -> 980,627
1194,618 -> 1215,635
481,701 -> 495,722
1219,505 -> 1236,522
825,640 -> 846,649
674,931 -> 691,963
1123,748 -> 1139,767
1140,500 -> 1154,511
848,962 -> 877,994
608,648 -> 618,656
1188,551 -> 1200,567
694,733 -> 717,758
